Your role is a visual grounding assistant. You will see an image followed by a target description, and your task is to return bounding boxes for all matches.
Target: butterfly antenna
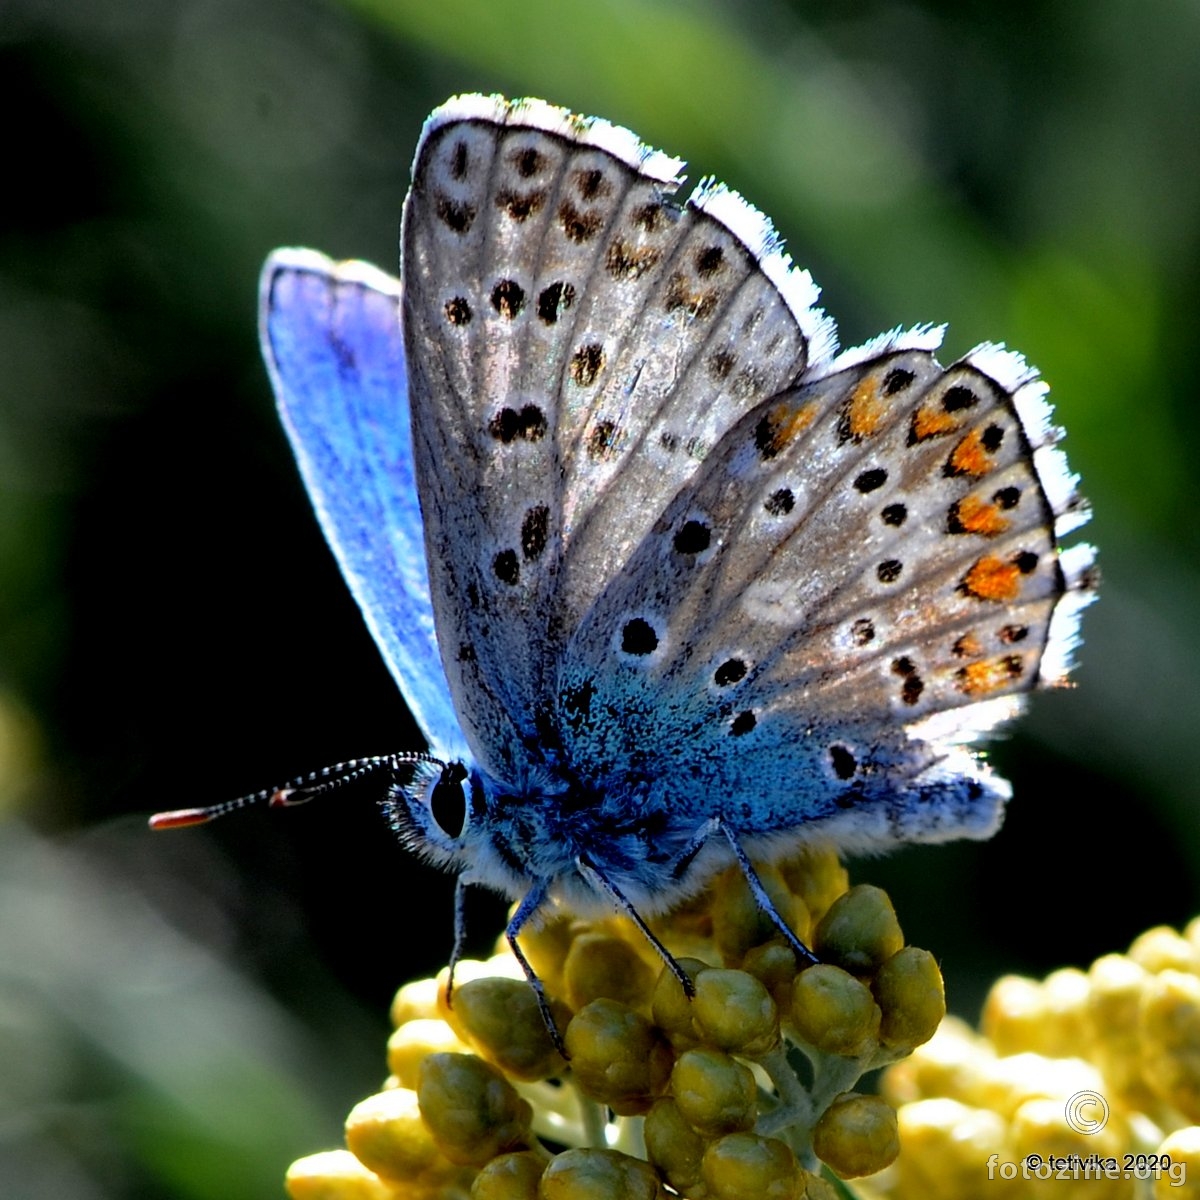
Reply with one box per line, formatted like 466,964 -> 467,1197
148,753 -> 443,830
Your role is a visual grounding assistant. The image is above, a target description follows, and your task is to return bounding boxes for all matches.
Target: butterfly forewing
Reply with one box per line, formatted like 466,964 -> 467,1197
260,250 -> 466,760
401,96 -> 832,780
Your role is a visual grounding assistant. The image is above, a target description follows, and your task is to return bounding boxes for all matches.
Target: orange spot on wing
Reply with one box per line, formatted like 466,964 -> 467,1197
846,376 -> 888,439
781,399 -> 819,440
911,404 -> 959,441
951,494 -> 1010,537
956,654 -> 1024,695
952,632 -> 984,658
948,429 -> 996,477
961,554 -> 1022,602
760,399 -> 819,455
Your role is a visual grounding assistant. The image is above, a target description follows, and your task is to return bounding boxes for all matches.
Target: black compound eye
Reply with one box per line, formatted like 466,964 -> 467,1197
429,764 -> 467,838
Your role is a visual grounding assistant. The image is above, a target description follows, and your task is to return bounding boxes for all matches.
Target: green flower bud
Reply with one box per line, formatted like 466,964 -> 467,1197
416,1053 -> 533,1167
701,1132 -> 801,1200
563,932 -> 656,1012
511,913 -> 575,999
670,1047 -> 758,1136
791,963 -> 881,1056
644,1098 -> 707,1192
812,1092 -> 900,1178
872,946 -> 946,1050
449,977 -> 566,1081
564,998 -> 673,1115
539,1147 -> 663,1200
740,940 -> 800,1010
813,885 -> 904,975
691,968 -> 779,1058
470,1150 -> 547,1200
711,865 -> 807,964
650,957 -> 708,1049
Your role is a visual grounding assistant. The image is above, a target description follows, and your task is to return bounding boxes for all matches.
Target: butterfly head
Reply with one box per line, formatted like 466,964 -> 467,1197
383,757 -> 483,871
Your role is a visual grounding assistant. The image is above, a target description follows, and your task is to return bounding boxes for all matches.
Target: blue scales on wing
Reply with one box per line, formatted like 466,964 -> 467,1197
260,249 -> 470,764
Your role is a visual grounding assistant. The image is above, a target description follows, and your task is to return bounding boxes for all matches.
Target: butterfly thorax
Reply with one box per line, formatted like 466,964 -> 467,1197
451,757 -> 718,916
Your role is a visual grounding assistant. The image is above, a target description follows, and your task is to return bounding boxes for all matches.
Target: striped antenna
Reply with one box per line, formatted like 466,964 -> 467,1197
148,753 -> 443,829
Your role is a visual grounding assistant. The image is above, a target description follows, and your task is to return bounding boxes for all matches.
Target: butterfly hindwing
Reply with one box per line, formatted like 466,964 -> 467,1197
260,249 -> 468,761
557,334 -> 1095,850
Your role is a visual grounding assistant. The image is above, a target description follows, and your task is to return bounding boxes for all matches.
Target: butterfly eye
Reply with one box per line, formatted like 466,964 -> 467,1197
428,762 -> 468,839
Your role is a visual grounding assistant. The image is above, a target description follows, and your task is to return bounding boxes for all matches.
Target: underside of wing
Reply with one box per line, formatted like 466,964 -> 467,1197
558,333 -> 1096,849
401,94 -> 835,781
260,249 -> 468,760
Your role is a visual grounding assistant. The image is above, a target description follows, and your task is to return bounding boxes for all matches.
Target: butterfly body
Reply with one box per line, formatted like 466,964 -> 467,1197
249,94 -> 1093,941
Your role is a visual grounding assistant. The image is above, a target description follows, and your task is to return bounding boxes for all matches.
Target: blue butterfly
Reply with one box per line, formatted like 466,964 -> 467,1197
154,95 -> 1094,1014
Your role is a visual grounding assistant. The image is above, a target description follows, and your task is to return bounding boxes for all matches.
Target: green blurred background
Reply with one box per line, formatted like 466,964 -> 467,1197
3,0 -> 1198,1195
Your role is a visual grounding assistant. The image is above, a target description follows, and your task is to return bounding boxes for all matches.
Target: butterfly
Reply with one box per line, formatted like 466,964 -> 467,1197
153,94 -> 1095,1012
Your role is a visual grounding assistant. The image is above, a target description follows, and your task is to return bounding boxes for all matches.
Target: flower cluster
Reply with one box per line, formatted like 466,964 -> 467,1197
865,917 -> 1200,1200
284,844 -> 946,1200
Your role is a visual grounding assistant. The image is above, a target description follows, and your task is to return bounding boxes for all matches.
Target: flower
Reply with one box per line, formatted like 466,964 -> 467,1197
862,916 -> 1200,1200
285,844 -> 946,1199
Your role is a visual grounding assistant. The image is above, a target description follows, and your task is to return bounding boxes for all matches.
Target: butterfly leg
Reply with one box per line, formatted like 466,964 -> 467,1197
576,854 -> 697,997
718,820 -> 819,966
503,879 -> 568,1054
446,872 -> 471,1010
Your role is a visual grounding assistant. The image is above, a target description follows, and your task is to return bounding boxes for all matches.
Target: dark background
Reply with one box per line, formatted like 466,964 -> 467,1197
3,1 -> 1199,1197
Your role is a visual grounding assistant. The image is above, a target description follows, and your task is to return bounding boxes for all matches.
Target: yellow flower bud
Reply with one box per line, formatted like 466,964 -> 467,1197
980,974 -> 1039,1056
644,1098 -> 707,1192
470,1150 -> 547,1200
964,1052 -> 1107,1123
1140,969 -> 1200,1122
511,912 -> 575,998
691,968 -> 779,1057
880,1015 -> 994,1107
1086,953 -> 1156,1111
778,843 -> 849,925
416,1053 -> 533,1167
1129,926 -> 1200,976
790,963 -> 881,1057
1040,968 -> 1092,1057
563,932 -> 656,1012
344,1087 -> 464,1185
812,1092 -> 900,1179
386,1018 -> 468,1089
538,1147 -> 663,1200
390,977 -> 441,1027
1154,1126 -> 1200,1199
285,1149 -> 394,1200
670,1047 -> 758,1136
701,1131 -> 801,1200
1185,917 -> 1200,954
813,885 -> 903,975
448,977 -> 566,1082
1009,1095 -> 1132,1194
563,998 -> 673,1115
872,946 -> 946,1051
981,967 -> 1091,1059
893,1098 -> 1010,1200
